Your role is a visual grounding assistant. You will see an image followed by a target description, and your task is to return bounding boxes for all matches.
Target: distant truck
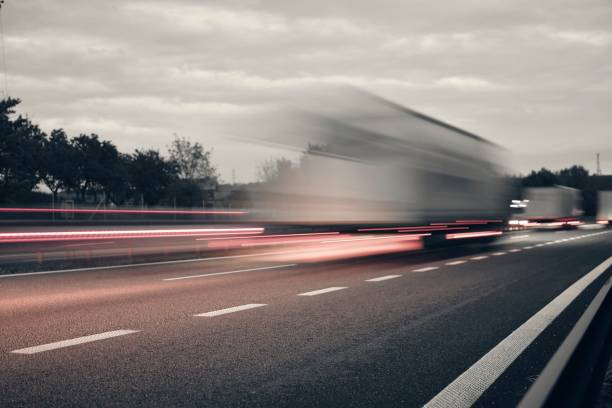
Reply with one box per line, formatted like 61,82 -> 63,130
521,186 -> 582,228
597,191 -> 612,225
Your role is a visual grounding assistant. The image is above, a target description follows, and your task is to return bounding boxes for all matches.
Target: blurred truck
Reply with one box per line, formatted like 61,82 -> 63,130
247,88 -> 512,245
521,186 -> 582,228
597,191 -> 612,225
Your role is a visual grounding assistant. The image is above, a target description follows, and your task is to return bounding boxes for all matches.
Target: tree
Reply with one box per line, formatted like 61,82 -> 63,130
521,168 -> 558,187
0,98 -> 45,203
101,153 -> 131,205
256,157 -> 294,183
129,149 -> 178,206
72,134 -> 125,203
168,135 -> 218,183
39,129 -> 78,202
557,165 -> 589,189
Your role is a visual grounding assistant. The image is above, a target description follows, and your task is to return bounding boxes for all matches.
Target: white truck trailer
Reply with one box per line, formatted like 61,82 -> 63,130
247,88 -> 512,244
522,186 -> 582,228
597,191 -> 612,225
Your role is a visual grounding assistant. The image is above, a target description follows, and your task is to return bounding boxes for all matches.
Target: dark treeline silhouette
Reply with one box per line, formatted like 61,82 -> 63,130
0,98 -> 218,207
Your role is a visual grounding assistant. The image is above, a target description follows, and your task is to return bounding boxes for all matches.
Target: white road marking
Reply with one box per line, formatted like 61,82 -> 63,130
0,250 -> 304,279
446,260 -> 467,266
535,244 -> 545,247
523,246 -> 534,250
471,256 -> 488,260
194,303 -> 267,317
519,275 -> 612,407
11,330 -> 140,355
510,235 -> 530,240
163,264 -> 297,281
413,266 -> 439,273
492,252 -> 507,256
297,287 -> 347,296
509,249 -> 521,253
423,256 -> 612,408
366,274 -> 402,282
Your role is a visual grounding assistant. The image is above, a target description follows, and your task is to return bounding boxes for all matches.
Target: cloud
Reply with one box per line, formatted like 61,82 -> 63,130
541,27 -> 612,46
2,0 -> 612,179
435,76 -> 503,91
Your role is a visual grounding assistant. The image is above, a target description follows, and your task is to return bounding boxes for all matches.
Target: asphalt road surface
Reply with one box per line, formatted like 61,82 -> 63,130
1,227 -> 611,407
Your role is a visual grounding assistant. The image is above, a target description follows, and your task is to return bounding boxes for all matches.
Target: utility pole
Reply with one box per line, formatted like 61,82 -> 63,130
596,153 -> 602,176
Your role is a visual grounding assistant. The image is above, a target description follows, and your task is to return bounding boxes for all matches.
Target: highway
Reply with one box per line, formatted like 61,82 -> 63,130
0,227 -> 611,407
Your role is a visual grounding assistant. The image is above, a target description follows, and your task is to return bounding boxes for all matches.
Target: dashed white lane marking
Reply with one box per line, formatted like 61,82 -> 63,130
163,264 -> 297,281
11,330 -> 140,355
366,274 -> 402,282
446,260 -> 468,266
509,249 -> 521,253
413,266 -> 439,273
510,235 -> 530,240
297,287 -> 348,296
492,252 -> 507,256
194,303 -> 267,317
424,256 -> 612,408
523,246 -> 534,250
535,244 -> 545,247
471,256 -> 488,260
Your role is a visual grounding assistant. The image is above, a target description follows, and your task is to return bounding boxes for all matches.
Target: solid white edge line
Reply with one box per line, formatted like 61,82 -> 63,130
11,330 -> 140,355
366,274 -> 402,282
519,275 -> 612,407
423,256 -> 612,408
0,251 -> 300,279
194,303 -> 267,317
297,287 -> 348,296
163,264 -> 297,281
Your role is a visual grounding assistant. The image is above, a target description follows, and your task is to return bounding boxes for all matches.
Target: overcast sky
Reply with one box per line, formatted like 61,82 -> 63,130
2,0 -> 611,181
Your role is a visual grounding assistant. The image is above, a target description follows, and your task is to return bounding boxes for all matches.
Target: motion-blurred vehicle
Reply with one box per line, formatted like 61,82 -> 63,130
248,88 -> 512,247
596,190 -> 612,225
519,186 -> 582,229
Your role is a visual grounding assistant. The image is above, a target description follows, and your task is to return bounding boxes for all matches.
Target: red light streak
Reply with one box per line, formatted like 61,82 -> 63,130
454,219 -> 503,223
0,207 -> 247,215
320,234 -> 423,243
204,232 -> 342,249
358,225 -> 450,232
398,227 -> 468,233
445,231 -> 503,240
0,227 -> 264,244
